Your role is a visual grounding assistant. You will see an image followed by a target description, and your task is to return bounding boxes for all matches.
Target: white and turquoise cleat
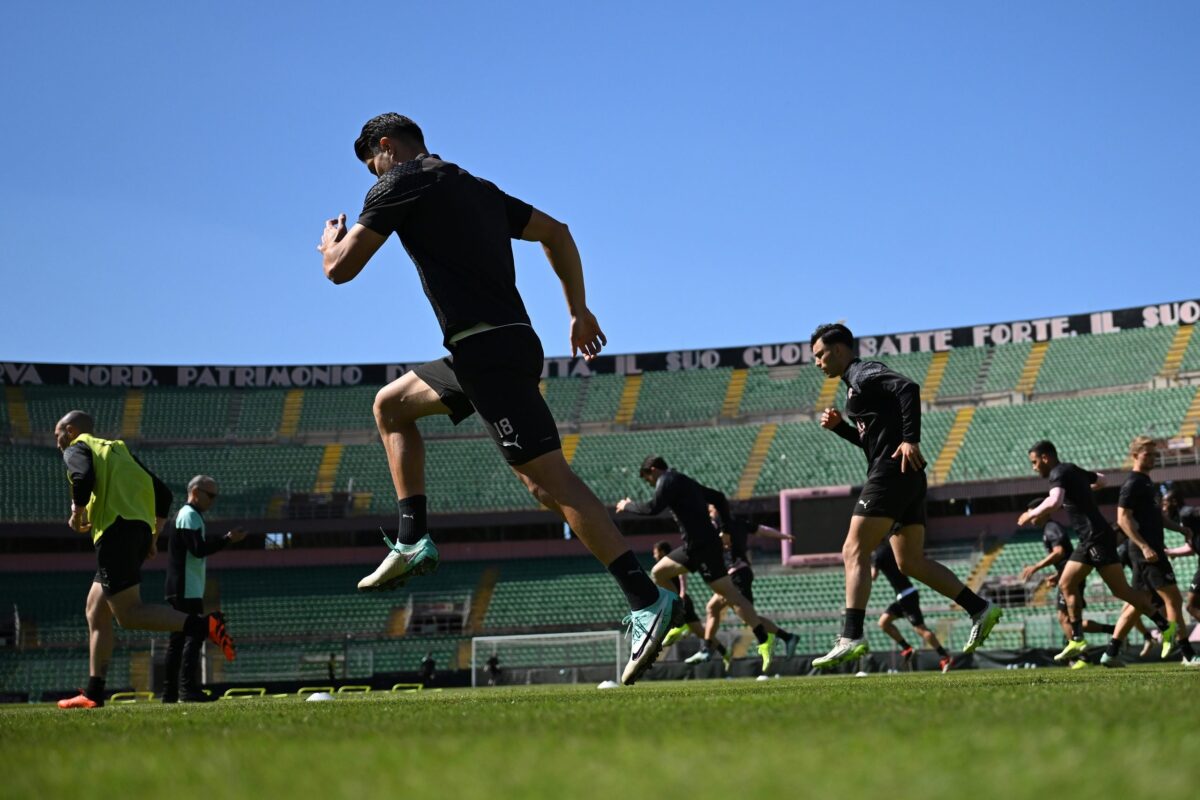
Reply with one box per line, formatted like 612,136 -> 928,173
963,601 -> 1003,654
621,588 -> 681,685
357,533 -> 440,592
812,637 -> 869,670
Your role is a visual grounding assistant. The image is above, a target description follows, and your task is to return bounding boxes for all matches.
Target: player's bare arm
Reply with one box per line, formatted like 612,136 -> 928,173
1116,507 -> 1158,562
319,213 -> 387,285
1020,546 -> 1063,581
519,208 -> 606,360
820,408 -> 842,429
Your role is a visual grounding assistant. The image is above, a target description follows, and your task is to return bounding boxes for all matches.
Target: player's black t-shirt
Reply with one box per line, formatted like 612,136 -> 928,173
871,541 -> 914,594
1048,463 -> 1112,544
1172,505 -> 1200,550
1118,472 -> 1165,551
624,469 -> 728,548
834,360 -> 922,480
1041,521 -> 1074,577
356,155 -> 535,348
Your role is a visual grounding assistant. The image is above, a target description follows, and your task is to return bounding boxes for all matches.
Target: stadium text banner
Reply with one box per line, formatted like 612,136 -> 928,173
3,298 -> 1198,386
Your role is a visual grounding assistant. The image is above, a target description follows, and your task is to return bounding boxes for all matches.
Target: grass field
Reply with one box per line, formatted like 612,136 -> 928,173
2,666 -> 1198,800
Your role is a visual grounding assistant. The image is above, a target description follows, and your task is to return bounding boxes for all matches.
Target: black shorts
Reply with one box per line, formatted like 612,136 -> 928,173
1131,549 -> 1176,593
412,325 -> 560,466
1188,568 -> 1199,596
680,595 -> 700,625
854,470 -> 926,527
1055,589 -> 1087,615
729,565 -> 754,604
885,590 -> 925,627
93,517 -> 152,595
667,540 -> 726,584
1068,534 -> 1121,568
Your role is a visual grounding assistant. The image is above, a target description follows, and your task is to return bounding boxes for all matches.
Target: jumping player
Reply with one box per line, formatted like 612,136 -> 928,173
871,537 -> 953,672
810,324 -> 1001,669
1017,439 -> 1173,663
318,113 -> 677,685
655,540 -> 710,651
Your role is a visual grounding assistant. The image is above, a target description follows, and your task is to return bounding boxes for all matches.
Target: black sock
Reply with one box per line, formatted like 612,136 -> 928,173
777,629 -> 794,643
1105,638 -> 1122,658
842,608 -> 866,640
1152,612 -> 1170,631
936,646 -> 949,657
1071,618 -> 1083,640
714,641 -> 727,656
606,551 -> 660,610
897,638 -> 912,650
1143,629 -> 1154,642
753,624 -> 768,645
85,675 -> 105,702
183,614 -> 208,639
955,588 -> 988,617
1092,623 -> 1115,634
396,495 -> 427,546
1180,637 -> 1195,658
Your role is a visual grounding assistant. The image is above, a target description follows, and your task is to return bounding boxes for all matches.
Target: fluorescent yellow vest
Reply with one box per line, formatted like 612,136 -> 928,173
68,433 -> 156,543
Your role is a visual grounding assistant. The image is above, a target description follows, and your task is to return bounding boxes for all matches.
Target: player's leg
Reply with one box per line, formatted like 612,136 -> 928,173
1100,603 -> 1141,667
684,593 -> 730,666
913,624 -> 954,672
890,523 -> 998,653
706,574 -> 778,670
878,608 -> 908,648
1095,563 -> 1170,635
162,596 -> 185,703
650,552 -> 688,591
1188,584 -> 1200,625
359,366 -> 461,591
178,598 -> 213,701
59,581 -> 114,709
1054,559 -> 1092,661
814,514 -> 894,669
1154,582 -> 1197,662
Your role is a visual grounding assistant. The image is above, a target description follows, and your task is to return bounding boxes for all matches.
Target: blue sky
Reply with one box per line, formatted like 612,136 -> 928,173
1,2 -> 1196,365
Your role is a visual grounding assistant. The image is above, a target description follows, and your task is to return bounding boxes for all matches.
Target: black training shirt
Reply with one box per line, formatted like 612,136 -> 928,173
1041,521 -> 1074,577
624,469 -> 729,547
1048,463 -> 1112,544
1118,472 -> 1165,551
356,155 -> 535,348
871,541 -> 914,594
1171,505 -> 1200,550
832,359 -> 923,479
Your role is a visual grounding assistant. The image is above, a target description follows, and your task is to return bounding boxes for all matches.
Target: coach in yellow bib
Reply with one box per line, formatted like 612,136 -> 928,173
53,410 -> 237,710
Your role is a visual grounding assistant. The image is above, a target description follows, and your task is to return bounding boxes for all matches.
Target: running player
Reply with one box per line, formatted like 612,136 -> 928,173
1018,504 -> 1130,652
871,537 -> 953,672
617,457 -> 779,670
1162,489 -> 1200,625
53,411 -> 235,709
810,324 -> 1001,668
1100,438 -> 1198,667
697,508 -> 799,665
654,540 -> 710,651
1017,439 -> 1173,663
318,113 -> 676,685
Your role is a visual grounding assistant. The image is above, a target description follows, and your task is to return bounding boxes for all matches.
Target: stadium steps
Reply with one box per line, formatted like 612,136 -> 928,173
1179,386 -> 1200,438
971,347 -> 996,395
279,389 -> 304,437
120,389 -> 144,439
815,376 -> 839,410
560,433 -> 581,465
313,444 -> 344,493
352,492 -> 373,515
128,650 -> 151,692
1029,579 -> 1054,607
388,607 -> 410,636
922,351 -> 950,399
930,407 -> 975,485
1015,341 -> 1049,395
736,423 -> 777,499
4,386 -> 31,436
266,496 -> 286,519
464,566 -> 501,633
965,542 -> 1002,592
721,368 -> 748,418
614,375 -> 642,424
1159,324 -> 1194,379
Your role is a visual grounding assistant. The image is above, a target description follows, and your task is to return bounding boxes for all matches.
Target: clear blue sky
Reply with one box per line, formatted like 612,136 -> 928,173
1,2 -> 1196,365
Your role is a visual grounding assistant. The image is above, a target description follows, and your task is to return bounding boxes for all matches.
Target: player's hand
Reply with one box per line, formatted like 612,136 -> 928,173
1045,573 -> 1058,586
146,535 -> 158,561
1140,544 -> 1159,563
1017,511 -> 1033,527
68,505 -> 91,534
616,497 -> 631,513
1020,565 -> 1036,582
891,442 -> 925,473
227,527 -> 247,544
317,213 -> 348,253
819,408 -> 843,430
570,308 -> 607,361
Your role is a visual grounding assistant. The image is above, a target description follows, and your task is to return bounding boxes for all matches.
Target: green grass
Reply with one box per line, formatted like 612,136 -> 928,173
2,667 -> 1198,800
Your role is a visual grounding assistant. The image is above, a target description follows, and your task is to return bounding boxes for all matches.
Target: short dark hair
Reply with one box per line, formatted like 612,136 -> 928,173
810,323 -> 854,349
1029,440 -> 1058,459
354,113 -> 425,161
653,540 -> 672,555
59,410 -> 94,433
1163,488 -> 1184,506
640,455 -> 668,475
